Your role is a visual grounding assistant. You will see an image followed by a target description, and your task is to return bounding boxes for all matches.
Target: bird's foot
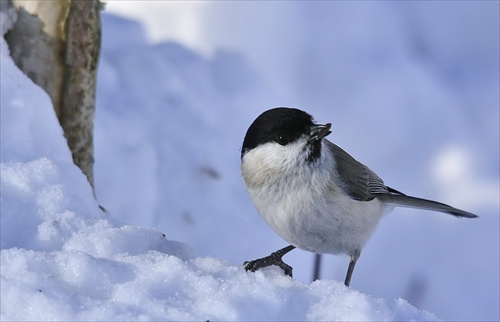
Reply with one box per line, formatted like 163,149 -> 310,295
243,251 -> 293,277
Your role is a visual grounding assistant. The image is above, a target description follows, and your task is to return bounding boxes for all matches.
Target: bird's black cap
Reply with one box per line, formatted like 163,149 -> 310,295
241,107 -> 316,159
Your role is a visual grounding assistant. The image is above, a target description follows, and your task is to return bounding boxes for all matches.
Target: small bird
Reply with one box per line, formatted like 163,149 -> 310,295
240,107 -> 477,287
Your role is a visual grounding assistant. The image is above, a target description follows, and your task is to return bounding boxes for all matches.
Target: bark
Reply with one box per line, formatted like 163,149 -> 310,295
5,0 -> 102,189
60,0 -> 101,189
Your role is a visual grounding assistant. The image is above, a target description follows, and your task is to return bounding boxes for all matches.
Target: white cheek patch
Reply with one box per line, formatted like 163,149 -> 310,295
241,138 -> 310,187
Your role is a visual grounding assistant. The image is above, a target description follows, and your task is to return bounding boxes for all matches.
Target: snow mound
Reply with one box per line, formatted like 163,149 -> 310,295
0,11 -> 437,321
2,248 -> 435,321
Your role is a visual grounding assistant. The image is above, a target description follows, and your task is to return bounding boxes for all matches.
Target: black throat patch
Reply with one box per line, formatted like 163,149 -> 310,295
307,140 -> 322,162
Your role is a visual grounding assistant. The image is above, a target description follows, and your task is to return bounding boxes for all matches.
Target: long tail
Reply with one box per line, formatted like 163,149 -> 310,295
380,194 -> 478,218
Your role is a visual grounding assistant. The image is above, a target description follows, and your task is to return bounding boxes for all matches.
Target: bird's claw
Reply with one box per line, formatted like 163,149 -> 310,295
243,255 -> 293,277
277,261 -> 293,277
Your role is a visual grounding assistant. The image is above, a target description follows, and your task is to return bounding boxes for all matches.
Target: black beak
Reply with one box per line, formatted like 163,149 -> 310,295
309,123 -> 332,143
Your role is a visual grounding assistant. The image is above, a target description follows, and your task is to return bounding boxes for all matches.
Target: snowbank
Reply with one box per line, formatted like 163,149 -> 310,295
1,9 -> 438,321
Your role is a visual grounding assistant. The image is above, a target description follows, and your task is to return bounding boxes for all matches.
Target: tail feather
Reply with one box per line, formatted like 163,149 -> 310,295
381,194 -> 478,218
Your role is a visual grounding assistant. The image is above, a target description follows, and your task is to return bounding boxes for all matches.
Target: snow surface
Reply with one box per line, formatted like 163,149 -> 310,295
1,2 -> 499,321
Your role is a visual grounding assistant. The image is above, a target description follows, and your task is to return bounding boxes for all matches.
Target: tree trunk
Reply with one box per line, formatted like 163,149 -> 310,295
5,0 -> 102,189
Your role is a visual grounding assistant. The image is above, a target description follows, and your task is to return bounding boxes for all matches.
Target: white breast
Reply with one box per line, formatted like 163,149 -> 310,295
241,140 -> 388,256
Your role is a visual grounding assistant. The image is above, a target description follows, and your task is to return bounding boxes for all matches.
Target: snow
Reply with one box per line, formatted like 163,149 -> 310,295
1,2 -> 499,321
2,248 -> 436,321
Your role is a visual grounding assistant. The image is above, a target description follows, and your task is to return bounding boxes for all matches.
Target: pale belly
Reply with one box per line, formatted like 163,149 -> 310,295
249,186 -> 388,255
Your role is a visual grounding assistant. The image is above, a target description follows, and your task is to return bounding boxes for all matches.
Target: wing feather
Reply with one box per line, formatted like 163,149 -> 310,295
324,141 -> 477,218
325,141 -> 388,201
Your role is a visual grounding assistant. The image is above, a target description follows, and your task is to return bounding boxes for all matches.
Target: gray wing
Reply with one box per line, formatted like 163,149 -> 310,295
325,140 -> 477,218
325,140 -> 390,201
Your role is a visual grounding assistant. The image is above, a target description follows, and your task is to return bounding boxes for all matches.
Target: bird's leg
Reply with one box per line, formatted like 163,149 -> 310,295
344,249 -> 361,287
312,253 -> 322,281
244,245 -> 296,277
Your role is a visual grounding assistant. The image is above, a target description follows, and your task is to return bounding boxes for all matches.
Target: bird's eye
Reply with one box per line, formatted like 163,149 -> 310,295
276,135 -> 289,145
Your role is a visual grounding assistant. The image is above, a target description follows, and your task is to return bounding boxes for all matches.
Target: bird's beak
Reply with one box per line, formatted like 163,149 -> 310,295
309,123 -> 332,143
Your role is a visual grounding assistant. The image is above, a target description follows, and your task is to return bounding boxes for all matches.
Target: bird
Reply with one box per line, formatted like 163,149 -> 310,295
240,107 -> 477,287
